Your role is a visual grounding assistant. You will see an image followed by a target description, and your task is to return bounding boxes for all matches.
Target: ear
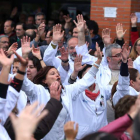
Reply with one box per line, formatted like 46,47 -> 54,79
107,56 -> 111,62
130,80 -> 135,87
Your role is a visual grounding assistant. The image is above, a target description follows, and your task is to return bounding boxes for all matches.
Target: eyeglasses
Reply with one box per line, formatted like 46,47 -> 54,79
73,32 -> 78,34
137,44 -> 140,47
110,53 -> 121,58
0,41 -> 9,44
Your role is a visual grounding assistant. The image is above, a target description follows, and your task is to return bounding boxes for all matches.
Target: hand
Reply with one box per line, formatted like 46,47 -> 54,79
37,22 -> 45,36
64,121 -> 78,140
73,14 -> 86,32
121,43 -> 131,63
63,14 -> 72,23
74,55 -> 86,73
59,47 -> 68,61
116,23 -> 127,40
13,50 -> 28,66
10,102 -> 48,139
7,42 -> 18,56
32,46 -> 42,60
10,7 -> 18,17
102,28 -> 112,46
0,49 -> 14,67
50,81 -> 61,101
21,36 -> 32,57
128,58 -> 133,68
130,13 -> 137,27
96,42 -> 102,61
52,24 -> 64,44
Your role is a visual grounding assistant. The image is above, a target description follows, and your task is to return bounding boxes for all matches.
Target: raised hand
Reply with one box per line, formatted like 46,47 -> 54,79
7,42 -> 18,56
0,48 -> 14,67
52,24 -> 64,44
10,7 -> 18,18
102,28 -> 112,46
63,14 -> 72,23
128,58 -> 133,68
131,13 -> 137,27
121,43 -> 131,63
21,36 -> 32,57
116,23 -> 127,40
37,22 -> 45,36
73,14 -> 86,32
13,50 -> 28,66
50,81 -> 61,101
10,102 -> 48,140
96,42 -> 102,61
59,47 -> 68,61
74,55 -> 86,73
32,45 -> 42,60
64,121 -> 78,140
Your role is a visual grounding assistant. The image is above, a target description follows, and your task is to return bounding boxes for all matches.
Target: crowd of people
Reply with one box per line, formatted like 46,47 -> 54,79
0,6 -> 140,140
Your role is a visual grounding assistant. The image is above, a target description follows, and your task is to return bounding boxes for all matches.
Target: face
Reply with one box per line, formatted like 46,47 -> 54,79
26,17 -> 34,25
68,38 -> 78,60
35,15 -> 46,25
48,20 -> 54,28
131,72 -> 140,92
27,60 -> 38,81
136,40 -> 140,55
73,27 -> 78,37
107,48 -> 122,70
16,25 -> 25,38
4,21 -> 14,35
12,62 -> 20,74
43,68 -> 61,87
0,37 -> 9,51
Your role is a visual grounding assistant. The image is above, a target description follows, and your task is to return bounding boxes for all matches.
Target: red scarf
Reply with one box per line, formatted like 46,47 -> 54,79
85,84 -> 100,100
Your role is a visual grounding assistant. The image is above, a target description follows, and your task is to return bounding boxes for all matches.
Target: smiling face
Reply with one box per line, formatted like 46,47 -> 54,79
107,48 -> 122,70
43,68 -> 61,87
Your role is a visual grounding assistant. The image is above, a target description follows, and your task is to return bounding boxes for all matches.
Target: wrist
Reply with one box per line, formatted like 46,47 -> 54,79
52,40 -> 58,45
122,59 -> 127,63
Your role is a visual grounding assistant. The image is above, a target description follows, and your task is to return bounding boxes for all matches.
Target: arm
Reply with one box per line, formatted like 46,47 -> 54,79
130,13 -> 139,45
113,44 -> 131,106
43,24 -> 64,68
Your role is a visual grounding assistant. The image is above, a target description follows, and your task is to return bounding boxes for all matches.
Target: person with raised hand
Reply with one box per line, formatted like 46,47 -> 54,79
112,42 -> 140,105
130,13 -> 139,45
10,102 -> 48,140
64,121 -> 78,140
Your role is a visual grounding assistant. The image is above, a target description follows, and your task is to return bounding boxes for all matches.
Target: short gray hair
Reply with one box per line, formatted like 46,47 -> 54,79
105,43 -> 121,59
0,35 -> 8,41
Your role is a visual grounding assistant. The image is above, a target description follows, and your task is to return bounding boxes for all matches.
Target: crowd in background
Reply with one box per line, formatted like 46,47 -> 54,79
0,5 -> 140,140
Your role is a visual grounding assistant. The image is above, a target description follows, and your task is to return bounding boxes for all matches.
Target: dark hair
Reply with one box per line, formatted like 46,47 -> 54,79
28,52 -> 42,72
82,132 -> 118,140
33,66 -> 55,86
35,12 -> 46,20
13,58 -> 20,63
114,95 -> 137,119
128,68 -> 139,82
86,20 -> 99,35
5,19 -> 15,28
25,30 -> 36,41
59,9 -> 69,16
25,24 -> 37,30
133,111 -> 140,140
78,64 -> 92,79
16,22 -> 26,30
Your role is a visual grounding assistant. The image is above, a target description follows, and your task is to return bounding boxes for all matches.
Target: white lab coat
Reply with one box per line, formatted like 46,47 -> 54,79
43,42 -> 97,85
21,66 -> 98,140
0,125 -> 11,140
113,74 -> 139,106
0,86 -> 20,125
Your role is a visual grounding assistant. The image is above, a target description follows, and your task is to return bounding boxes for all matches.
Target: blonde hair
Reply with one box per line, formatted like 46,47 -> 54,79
129,38 -> 140,60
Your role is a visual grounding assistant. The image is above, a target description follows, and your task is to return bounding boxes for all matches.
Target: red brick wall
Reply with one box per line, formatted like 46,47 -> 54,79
90,0 -> 140,42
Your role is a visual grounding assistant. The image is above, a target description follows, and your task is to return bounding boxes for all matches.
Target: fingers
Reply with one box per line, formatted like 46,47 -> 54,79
75,123 -> 79,133
73,20 -> 77,26
37,110 -> 48,122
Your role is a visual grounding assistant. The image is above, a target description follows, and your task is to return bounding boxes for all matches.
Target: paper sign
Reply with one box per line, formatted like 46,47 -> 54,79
135,12 -> 140,23
104,7 -> 117,18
